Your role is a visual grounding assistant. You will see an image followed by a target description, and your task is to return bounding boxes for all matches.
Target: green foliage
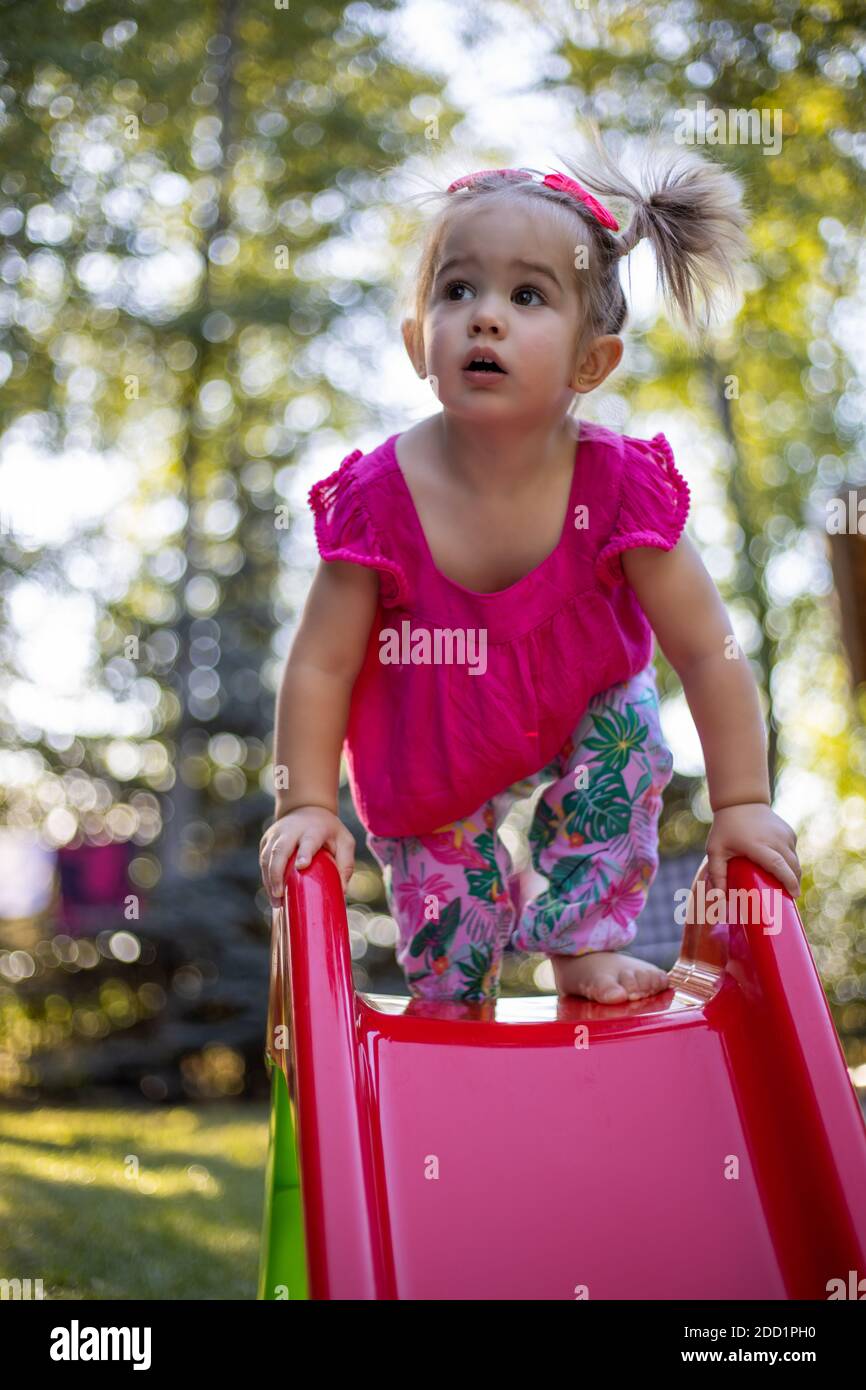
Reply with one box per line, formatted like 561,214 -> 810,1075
1,1 -> 865,1080
0,0 -> 460,1091
542,0 -> 866,1034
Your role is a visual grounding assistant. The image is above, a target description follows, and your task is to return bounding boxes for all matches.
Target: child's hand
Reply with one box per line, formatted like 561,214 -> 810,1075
705,803 -> 801,899
259,806 -> 356,906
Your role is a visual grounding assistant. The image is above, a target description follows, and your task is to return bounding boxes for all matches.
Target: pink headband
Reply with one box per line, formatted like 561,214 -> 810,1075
446,167 -> 619,232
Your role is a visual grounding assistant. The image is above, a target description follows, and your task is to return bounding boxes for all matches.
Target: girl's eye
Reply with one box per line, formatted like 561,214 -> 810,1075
514,286 -> 545,306
442,280 -> 546,306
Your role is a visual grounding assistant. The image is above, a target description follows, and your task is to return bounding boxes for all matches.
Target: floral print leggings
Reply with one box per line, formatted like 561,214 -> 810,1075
366,665 -> 674,1003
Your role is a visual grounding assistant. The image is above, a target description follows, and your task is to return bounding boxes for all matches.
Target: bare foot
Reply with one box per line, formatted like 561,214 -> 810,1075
552,951 -> 670,1004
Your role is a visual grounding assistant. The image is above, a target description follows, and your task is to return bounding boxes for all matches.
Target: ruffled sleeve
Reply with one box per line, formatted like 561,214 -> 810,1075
307,449 -> 410,608
595,432 -> 690,587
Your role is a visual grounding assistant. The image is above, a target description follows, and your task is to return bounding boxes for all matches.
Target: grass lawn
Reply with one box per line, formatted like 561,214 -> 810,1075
0,1103 -> 270,1300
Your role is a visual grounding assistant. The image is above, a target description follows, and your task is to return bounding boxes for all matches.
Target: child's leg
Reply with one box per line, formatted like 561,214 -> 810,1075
511,666 -> 673,1000
367,794 -> 517,1004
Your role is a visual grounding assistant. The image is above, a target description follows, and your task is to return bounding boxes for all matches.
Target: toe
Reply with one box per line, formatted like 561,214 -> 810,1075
620,969 -> 640,998
595,975 -> 627,1002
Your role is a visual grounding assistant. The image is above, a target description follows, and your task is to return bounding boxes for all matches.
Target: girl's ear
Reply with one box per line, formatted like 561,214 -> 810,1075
401,318 -> 426,378
570,334 -> 623,393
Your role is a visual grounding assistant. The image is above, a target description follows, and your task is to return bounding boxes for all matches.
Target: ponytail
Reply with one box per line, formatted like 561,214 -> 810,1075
555,126 -> 751,334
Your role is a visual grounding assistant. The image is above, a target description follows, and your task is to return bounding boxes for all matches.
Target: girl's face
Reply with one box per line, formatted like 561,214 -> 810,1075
419,200 -> 585,421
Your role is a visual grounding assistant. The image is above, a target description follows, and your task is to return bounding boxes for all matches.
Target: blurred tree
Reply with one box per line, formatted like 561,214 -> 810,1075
3,0 -> 866,1095
0,0 -> 462,1096
521,0 -> 866,1051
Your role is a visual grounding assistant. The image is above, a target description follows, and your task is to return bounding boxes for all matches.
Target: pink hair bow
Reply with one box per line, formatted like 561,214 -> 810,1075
447,167 -> 619,232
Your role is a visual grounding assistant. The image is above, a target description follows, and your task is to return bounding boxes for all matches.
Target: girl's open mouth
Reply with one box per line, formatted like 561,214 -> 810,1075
462,358 -> 509,384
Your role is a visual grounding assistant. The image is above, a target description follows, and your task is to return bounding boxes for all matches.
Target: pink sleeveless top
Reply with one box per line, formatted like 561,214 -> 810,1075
307,419 -> 689,838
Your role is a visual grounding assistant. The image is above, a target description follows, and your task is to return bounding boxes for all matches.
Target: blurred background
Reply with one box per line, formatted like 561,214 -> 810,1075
1,0 -> 865,1297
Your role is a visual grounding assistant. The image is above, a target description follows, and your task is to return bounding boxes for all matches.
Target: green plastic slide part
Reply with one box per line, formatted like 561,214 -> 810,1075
257,1062 -> 309,1300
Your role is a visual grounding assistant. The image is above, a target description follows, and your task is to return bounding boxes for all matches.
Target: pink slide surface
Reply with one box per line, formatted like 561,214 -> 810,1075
267,852 -> 866,1300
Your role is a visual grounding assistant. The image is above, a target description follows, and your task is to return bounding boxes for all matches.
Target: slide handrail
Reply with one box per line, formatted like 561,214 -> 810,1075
672,855 -> 866,1279
268,846 -> 394,1300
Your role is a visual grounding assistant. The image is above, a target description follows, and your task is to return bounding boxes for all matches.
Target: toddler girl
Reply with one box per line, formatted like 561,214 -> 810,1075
260,134 -> 801,1006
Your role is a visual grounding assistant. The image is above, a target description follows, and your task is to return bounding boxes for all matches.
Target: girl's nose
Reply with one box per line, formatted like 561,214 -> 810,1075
470,311 -> 502,334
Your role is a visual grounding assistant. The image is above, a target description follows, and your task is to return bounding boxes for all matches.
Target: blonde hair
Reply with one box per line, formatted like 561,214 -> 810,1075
397,126 -> 751,368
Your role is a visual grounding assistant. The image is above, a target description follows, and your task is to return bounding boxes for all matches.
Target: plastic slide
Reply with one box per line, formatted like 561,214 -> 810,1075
257,851 -> 866,1301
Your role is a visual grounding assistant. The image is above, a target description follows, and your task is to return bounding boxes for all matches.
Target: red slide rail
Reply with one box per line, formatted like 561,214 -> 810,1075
267,847 -> 394,1299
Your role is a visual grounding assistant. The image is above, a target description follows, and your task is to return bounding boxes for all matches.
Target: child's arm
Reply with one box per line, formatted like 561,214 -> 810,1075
622,536 -> 801,899
260,559 -> 379,901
